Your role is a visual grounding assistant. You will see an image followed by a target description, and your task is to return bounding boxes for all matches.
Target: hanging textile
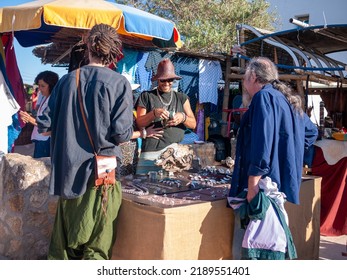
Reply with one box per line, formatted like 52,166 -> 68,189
136,52 -> 152,93
0,44 -> 21,154
172,55 -> 199,113
0,71 -> 20,154
144,50 -> 173,91
116,48 -> 139,84
196,104 -> 205,141
145,49 -> 172,75
198,59 -> 222,105
1,34 -> 26,127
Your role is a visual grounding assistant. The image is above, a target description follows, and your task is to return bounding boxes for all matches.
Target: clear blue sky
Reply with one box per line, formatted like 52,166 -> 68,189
0,0 -> 114,84
0,0 -> 68,84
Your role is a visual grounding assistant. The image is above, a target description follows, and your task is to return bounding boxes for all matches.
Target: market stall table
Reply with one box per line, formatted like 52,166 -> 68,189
112,175 -> 321,260
312,139 -> 347,236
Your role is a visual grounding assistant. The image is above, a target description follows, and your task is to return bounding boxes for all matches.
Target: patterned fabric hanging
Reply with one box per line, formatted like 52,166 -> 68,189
196,104 -> 205,141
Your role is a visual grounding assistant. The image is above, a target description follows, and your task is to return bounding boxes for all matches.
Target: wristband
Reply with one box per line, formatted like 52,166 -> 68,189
181,112 -> 187,123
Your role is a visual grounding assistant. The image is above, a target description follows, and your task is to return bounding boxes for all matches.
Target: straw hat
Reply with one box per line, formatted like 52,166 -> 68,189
151,58 -> 181,81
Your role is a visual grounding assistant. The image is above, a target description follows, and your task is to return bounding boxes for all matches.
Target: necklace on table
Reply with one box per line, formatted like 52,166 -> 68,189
156,88 -> 173,108
122,183 -> 149,196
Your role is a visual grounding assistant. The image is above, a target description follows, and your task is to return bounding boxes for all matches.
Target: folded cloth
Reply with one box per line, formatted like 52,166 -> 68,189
314,139 -> 347,165
228,177 -> 297,260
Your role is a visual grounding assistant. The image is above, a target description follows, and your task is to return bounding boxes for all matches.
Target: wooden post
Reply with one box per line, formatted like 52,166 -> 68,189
274,47 -> 278,64
221,55 -> 231,137
296,79 -> 306,111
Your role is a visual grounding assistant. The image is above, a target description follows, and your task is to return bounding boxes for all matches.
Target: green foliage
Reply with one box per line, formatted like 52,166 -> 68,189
117,0 -> 277,53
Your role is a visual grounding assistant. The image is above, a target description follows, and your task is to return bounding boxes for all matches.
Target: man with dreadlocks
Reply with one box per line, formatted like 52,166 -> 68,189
37,23 -> 133,259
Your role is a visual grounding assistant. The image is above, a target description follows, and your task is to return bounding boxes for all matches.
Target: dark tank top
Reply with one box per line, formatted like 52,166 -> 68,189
136,88 -> 188,152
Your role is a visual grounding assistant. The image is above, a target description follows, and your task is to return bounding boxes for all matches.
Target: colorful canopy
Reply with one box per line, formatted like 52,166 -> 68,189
0,0 -> 182,48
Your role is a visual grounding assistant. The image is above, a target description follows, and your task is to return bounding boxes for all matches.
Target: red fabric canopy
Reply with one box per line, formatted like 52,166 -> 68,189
312,146 -> 347,236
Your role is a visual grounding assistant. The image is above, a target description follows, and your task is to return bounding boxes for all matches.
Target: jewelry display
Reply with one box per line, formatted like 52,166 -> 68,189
181,192 -> 201,201
122,183 -> 149,196
197,186 -> 229,198
159,178 -> 182,188
156,88 -> 173,108
146,194 -> 183,206
147,183 -> 174,190
144,182 -> 176,195
187,171 -> 232,187
121,167 -> 232,206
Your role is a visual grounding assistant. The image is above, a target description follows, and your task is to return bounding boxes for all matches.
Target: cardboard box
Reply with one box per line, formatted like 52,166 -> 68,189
112,176 -> 321,260
112,198 -> 233,260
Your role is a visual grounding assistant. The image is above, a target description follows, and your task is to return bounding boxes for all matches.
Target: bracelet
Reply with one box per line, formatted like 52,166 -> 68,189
141,128 -> 147,139
181,112 -> 187,123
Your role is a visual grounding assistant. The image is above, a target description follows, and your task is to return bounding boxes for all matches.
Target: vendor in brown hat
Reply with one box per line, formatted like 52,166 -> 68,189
135,58 -> 197,174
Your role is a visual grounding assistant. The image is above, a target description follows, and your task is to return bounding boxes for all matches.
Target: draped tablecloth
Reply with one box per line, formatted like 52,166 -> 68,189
312,139 -> 347,236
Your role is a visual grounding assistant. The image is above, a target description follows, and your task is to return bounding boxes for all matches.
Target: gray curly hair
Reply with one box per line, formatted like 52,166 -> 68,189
246,57 -> 303,115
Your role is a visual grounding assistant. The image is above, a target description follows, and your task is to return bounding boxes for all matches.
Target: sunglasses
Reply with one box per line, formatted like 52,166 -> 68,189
158,79 -> 174,83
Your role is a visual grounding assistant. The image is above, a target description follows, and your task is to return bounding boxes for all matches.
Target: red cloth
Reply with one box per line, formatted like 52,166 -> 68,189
311,146 -> 347,236
1,34 -> 26,128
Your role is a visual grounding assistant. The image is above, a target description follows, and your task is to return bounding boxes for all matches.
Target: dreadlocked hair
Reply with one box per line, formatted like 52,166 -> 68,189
87,23 -> 123,66
247,57 -> 303,114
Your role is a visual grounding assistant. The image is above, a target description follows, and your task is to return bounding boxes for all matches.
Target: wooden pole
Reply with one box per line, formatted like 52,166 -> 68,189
221,55 -> 232,137
227,73 -> 338,86
273,47 -> 278,64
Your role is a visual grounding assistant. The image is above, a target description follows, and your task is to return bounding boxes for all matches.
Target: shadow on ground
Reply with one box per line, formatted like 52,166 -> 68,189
319,236 -> 347,260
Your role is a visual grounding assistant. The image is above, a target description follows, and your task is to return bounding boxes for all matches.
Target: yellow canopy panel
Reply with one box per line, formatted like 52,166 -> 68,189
0,0 -> 124,32
43,5 -> 123,30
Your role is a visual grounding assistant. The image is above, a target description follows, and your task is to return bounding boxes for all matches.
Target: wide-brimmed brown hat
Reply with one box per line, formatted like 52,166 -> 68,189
151,58 -> 182,81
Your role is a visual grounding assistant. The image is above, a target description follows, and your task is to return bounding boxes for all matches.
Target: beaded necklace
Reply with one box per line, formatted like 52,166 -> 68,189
156,88 -> 173,108
122,183 -> 149,196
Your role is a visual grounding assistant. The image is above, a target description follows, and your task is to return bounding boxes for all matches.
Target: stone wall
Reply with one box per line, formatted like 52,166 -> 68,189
0,153 -> 58,260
